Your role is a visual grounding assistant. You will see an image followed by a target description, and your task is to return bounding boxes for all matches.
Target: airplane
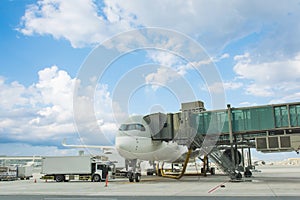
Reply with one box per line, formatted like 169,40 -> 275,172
63,114 -> 206,182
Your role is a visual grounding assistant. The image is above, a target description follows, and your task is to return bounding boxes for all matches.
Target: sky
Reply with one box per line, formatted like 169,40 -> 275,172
0,0 -> 300,161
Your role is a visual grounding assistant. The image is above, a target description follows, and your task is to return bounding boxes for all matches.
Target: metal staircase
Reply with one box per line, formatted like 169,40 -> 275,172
190,135 -> 242,180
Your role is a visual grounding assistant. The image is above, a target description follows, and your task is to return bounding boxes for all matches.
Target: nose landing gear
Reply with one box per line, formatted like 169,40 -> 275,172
127,159 -> 142,182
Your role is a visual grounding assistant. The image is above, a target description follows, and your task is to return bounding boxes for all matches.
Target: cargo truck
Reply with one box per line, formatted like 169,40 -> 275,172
41,156 -> 115,182
17,165 -> 33,180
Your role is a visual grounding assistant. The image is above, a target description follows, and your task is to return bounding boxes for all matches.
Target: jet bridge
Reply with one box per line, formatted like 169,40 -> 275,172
194,102 -> 300,153
143,101 -> 300,180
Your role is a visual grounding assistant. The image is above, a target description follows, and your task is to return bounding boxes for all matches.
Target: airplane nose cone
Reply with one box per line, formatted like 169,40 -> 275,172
115,136 -> 137,159
115,136 -> 127,152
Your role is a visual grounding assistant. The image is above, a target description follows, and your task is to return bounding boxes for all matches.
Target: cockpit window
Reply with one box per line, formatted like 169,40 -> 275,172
137,124 -> 146,131
119,123 -> 145,131
119,124 -> 128,131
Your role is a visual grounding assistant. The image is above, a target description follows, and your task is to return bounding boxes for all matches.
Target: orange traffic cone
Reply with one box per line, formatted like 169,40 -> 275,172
104,174 -> 108,187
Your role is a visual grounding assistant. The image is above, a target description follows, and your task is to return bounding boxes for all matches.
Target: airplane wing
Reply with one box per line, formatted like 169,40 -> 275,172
62,138 -> 115,151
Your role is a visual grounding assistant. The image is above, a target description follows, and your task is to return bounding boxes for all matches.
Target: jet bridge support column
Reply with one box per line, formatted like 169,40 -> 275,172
247,147 -> 252,168
227,104 -> 236,168
243,148 -> 253,178
241,148 -> 245,170
202,155 -> 209,177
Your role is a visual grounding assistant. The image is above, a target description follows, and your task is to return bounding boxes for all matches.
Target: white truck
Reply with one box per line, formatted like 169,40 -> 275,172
17,165 -> 33,180
41,156 -> 115,182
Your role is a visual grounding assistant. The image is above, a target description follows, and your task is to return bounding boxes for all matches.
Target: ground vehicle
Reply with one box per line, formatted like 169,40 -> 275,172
0,166 -> 17,181
41,156 -> 115,182
0,165 -> 33,181
17,165 -> 33,180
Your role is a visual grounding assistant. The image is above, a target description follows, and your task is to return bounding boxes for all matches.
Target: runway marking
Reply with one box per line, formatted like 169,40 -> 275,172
207,181 -> 227,194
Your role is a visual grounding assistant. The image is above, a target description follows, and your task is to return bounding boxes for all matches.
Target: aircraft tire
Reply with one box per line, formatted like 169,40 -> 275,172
235,172 -> 242,180
135,173 -> 141,182
244,170 -> 252,178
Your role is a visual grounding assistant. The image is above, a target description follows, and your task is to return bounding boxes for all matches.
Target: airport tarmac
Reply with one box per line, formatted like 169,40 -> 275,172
0,165 -> 299,199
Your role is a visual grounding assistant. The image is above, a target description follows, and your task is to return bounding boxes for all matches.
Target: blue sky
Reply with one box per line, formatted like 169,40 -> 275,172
0,0 -> 300,160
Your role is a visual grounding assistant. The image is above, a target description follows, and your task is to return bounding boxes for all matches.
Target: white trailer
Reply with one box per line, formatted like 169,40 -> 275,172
17,165 -> 33,180
41,156 -> 115,182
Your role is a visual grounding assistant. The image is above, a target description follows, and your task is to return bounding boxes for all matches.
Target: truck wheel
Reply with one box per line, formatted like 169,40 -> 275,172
55,175 -> 65,182
135,173 -> 141,182
128,172 -> 134,182
92,174 -> 101,182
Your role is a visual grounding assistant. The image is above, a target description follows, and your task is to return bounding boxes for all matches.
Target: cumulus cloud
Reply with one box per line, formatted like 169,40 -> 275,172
18,0 -> 139,48
0,67 -> 75,145
18,0 -> 300,60
0,66 -> 120,147
144,50 -> 231,92
144,51 -> 184,90
145,67 -> 182,91
0,77 -> 29,110
233,53 -> 300,100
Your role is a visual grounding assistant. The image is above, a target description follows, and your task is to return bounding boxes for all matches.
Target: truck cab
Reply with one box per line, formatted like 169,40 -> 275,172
91,162 -> 115,182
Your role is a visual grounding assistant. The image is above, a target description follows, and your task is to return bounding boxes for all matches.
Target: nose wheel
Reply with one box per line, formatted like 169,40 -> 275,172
127,159 -> 142,182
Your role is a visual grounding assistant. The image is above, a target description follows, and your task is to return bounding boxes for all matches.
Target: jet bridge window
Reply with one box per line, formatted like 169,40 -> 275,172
119,123 -> 145,131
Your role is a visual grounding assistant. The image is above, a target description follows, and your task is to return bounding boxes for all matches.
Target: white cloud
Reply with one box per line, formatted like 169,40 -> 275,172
144,51 -> 183,90
0,66 -> 120,147
245,84 -> 274,97
238,102 -> 258,107
144,50 -> 217,91
269,92 -> 300,104
0,143 -> 78,156
213,53 -> 230,62
233,53 -> 300,99
34,66 -> 75,123
145,67 -> 181,91
201,81 -> 242,94
146,51 -> 181,67
0,77 -> 29,109
18,0 -> 300,60
223,81 -> 243,90
18,0 -> 139,48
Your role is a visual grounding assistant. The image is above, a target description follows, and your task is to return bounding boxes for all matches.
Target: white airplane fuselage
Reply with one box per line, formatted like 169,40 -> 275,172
115,116 -> 188,163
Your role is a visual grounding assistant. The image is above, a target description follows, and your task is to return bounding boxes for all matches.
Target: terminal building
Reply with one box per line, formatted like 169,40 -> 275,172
0,156 -> 42,168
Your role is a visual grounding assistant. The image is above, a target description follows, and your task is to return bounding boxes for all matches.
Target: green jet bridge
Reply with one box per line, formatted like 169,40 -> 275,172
143,101 -> 300,180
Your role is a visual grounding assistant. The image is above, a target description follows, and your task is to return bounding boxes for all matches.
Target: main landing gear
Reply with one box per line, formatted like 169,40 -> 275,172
128,172 -> 141,182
